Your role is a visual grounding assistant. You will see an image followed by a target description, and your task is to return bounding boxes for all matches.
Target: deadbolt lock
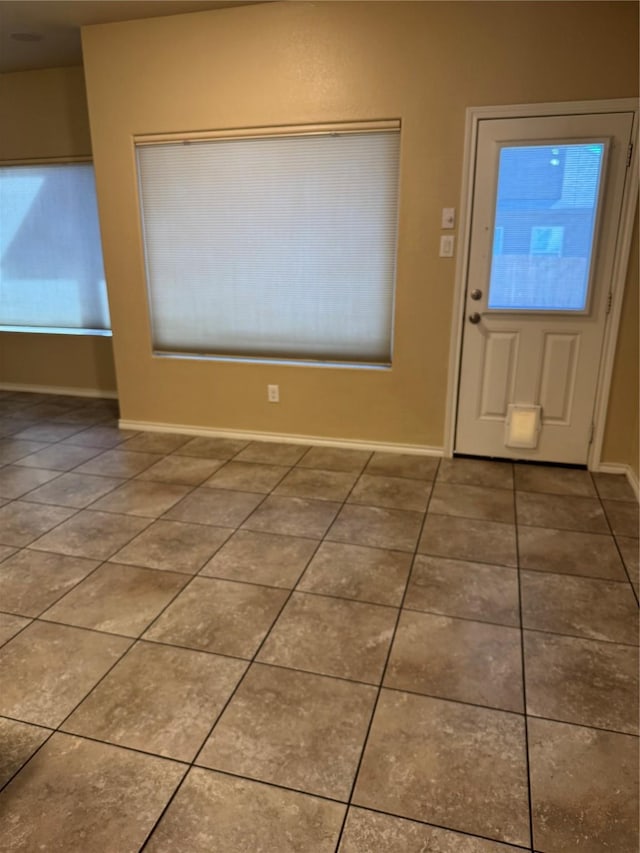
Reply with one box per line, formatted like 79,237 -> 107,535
470,289 -> 482,300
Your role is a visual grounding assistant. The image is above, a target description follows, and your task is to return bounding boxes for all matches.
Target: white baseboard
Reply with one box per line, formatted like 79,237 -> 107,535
596,462 -> 639,501
0,382 -> 118,400
118,417 -> 444,457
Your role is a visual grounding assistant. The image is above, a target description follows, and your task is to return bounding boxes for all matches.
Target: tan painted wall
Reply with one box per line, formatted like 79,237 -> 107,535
80,0 -> 638,446
0,66 -> 117,393
602,214 -> 639,477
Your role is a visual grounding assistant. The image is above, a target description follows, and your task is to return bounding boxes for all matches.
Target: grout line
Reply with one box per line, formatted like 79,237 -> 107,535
514,487 -> 536,853
138,448 -> 377,849
1,397 -> 637,851
0,720 -> 58,797
333,458 -> 440,852
137,524 -> 329,847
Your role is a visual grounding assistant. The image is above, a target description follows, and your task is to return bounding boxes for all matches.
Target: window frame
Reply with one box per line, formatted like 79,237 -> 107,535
133,120 -> 401,369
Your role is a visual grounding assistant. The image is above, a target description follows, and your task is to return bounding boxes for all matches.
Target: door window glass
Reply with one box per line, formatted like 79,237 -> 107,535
488,142 -> 604,311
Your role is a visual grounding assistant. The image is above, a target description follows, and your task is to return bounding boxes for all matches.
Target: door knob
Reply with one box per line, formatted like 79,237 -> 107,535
468,312 -> 481,324
470,289 -> 482,300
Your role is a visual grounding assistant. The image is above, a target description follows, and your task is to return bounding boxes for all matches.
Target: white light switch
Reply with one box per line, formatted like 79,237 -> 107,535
441,207 -> 455,229
439,235 -> 455,257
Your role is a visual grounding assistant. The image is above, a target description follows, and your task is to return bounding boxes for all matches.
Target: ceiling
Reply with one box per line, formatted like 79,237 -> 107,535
0,0 -> 264,73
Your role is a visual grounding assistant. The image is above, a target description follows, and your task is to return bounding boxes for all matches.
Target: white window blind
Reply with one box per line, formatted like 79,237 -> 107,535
0,163 -> 110,332
136,128 -> 400,364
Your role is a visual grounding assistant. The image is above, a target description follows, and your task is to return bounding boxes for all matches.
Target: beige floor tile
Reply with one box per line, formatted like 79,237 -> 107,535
348,474 -> 431,512
603,499 -> 639,537
385,610 -> 523,712
0,466 -> 61,499
204,461 -> 290,493
177,436 -> 249,459
617,536 -> 639,592
514,464 -> 596,496
0,550 -> 99,617
243,495 -> 341,539
14,443 -> 103,471
112,520 -> 232,574
75,449 -> 163,478
593,472 -> 637,502
518,526 -> 627,580
144,576 -> 288,656
24,400 -> 79,419
53,407 -> 111,426
298,446 -> 371,473
42,563 -> 189,636
405,554 -> 519,626
0,544 -> 16,562
165,487 -> 264,527
529,718 -> 639,853
89,479 -> 190,517
429,483 -> 514,523
353,690 -> 529,847
31,510 -> 151,559
23,471 -> 124,508
136,454 -> 224,485
0,613 -> 30,646
0,439 -> 49,465
0,621 -> 130,726
198,663 -> 376,798
236,441 -> 309,465
419,514 -> 517,567
274,467 -> 357,502
121,432 -> 190,454
521,571 -> 638,644
62,424 -> 137,449
364,452 -> 439,481
437,458 -> 513,490
201,529 -> 317,587
516,492 -> 608,533
524,630 -> 639,734
0,501 -> 76,547
257,592 -> 396,683
145,767 -> 345,853
0,733 -> 184,853
64,642 -> 246,761
327,504 -> 423,552
0,717 -> 50,787
339,808 -> 525,852
297,541 -> 411,606
14,422 -> 85,442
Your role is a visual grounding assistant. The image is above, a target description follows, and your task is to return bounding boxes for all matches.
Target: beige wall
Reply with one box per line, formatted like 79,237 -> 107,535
602,214 -> 639,477
79,1 -> 638,448
0,66 -> 117,393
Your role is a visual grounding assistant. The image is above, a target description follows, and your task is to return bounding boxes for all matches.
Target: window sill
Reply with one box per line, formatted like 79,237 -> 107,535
0,326 -> 112,337
152,350 -> 392,370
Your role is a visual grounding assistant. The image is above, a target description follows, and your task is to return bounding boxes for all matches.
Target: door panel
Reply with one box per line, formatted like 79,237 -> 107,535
479,332 -> 519,418
538,334 -> 579,423
455,111 -> 634,464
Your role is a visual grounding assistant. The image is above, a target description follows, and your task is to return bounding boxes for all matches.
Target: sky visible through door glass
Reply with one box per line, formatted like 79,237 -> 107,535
488,142 -> 604,311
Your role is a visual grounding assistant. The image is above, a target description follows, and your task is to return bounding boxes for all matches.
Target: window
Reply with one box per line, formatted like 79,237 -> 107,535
0,162 -> 110,333
487,142 -> 605,312
136,125 -> 400,364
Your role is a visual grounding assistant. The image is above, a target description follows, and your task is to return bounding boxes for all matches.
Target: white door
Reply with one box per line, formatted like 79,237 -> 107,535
455,110 -> 634,464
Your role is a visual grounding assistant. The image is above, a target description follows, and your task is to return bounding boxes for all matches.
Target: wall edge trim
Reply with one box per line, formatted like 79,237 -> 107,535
118,418 -> 444,457
0,382 -> 118,399
596,462 -> 639,501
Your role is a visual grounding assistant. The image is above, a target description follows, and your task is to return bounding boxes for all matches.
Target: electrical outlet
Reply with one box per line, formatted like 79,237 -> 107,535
267,384 -> 279,403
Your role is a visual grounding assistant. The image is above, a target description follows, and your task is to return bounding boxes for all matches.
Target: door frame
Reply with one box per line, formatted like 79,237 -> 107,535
444,98 -> 639,469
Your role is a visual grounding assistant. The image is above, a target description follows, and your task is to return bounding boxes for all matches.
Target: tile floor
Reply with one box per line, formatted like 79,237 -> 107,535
0,391 -> 638,852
